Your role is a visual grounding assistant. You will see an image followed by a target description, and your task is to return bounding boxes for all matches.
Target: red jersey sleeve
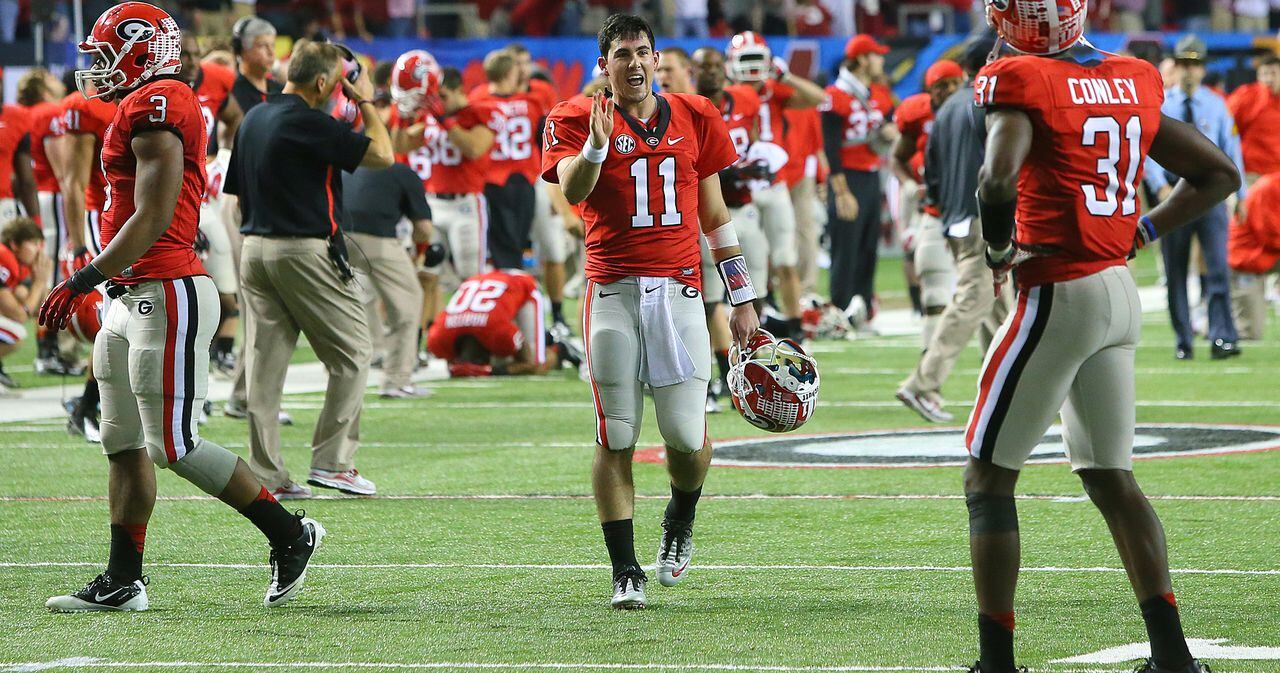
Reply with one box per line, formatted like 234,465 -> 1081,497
692,96 -> 738,179
974,57 -> 1035,110
530,79 -> 560,114
769,79 -> 795,108
539,100 -> 591,183
120,79 -> 205,147
0,245 -> 22,290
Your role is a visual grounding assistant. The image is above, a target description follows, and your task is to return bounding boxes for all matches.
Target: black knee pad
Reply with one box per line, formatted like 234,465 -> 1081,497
965,492 -> 1019,534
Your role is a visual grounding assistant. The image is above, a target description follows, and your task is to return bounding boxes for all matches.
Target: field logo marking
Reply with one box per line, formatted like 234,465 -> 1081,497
634,424 -> 1280,468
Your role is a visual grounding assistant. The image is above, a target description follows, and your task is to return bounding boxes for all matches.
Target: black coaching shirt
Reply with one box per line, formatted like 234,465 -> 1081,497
342,163 -> 432,238
230,73 -> 284,116
226,93 -> 371,238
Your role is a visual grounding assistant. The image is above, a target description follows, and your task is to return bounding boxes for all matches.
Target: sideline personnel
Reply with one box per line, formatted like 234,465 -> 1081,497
227,40 -> 393,498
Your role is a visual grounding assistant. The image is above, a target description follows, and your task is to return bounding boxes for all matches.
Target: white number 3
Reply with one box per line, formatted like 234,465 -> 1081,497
148,95 -> 167,123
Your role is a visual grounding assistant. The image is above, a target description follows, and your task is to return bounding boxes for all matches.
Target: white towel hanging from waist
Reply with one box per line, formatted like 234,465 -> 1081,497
637,277 -> 696,388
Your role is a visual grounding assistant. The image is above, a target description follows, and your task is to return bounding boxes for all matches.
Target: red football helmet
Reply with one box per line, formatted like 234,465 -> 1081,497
68,289 -> 104,344
76,2 -> 182,100
727,32 -> 772,83
986,0 -> 1087,55
727,330 -> 820,433
391,49 -> 442,115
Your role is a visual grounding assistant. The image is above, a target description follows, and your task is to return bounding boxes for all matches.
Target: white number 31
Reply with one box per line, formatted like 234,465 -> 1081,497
148,95 -> 167,123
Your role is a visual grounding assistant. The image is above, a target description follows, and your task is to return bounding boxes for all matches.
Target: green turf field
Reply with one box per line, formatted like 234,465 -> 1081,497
1,256 -> 1278,673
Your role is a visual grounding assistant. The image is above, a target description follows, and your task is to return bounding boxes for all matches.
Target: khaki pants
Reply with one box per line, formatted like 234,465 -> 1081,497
349,232 -> 424,391
240,235 -> 372,489
903,220 -> 1012,395
1232,272 -> 1270,341
790,177 -> 820,296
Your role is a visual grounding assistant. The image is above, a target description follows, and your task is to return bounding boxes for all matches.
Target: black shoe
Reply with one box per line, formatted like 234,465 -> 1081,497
212,350 -> 237,377
966,663 -> 1027,673
1210,339 -> 1240,359
264,515 -> 326,607
1133,658 -> 1211,673
34,355 -> 85,376
0,361 -> 18,389
66,397 -> 101,443
46,572 -> 149,612
1175,347 -> 1193,361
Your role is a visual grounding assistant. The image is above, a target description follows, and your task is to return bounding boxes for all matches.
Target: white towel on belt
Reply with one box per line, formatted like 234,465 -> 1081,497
638,277 -> 696,388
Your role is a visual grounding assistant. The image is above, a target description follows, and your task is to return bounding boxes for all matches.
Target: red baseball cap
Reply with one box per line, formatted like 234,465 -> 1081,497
924,59 -> 964,87
844,34 -> 889,59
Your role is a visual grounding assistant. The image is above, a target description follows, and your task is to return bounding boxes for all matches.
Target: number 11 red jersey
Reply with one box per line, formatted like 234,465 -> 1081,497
540,93 -> 738,290
974,53 -> 1164,288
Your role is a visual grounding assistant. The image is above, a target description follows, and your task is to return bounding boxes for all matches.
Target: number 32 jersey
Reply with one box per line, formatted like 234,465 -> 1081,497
974,53 -> 1164,288
100,78 -> 208,284
540,93 -> 738,290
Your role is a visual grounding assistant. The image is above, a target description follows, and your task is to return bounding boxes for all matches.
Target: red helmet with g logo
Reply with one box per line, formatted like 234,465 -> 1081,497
986,0 -> 1087,55
726,31 -> 772,83
76,2 -> 182,100
391,49 -> 442,114
728,330 -> 820,433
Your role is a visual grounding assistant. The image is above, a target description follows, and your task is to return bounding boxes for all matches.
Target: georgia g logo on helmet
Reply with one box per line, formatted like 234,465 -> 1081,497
115,17 -> 155,42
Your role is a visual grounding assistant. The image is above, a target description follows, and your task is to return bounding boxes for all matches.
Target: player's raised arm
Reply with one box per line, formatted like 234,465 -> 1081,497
1142,114 -> 1241,240
976,108 -> 1034,251
557,92 -> 613,204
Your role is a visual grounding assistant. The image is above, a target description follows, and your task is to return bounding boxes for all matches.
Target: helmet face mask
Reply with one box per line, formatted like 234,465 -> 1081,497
727,31 -> 772,83
76,2 -> 182,101
727,330 -> 820,433
391,49 -> 442,116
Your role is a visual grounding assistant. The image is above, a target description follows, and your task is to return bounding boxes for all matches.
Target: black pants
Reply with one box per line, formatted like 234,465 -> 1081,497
484,173 -> 536,270
827,169 -> 882,312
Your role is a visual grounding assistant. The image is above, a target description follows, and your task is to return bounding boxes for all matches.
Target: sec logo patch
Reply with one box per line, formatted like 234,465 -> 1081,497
614,135 -> 636,154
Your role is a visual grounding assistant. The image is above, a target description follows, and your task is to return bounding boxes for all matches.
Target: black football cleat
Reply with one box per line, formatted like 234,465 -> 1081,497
1210,339 -> 1240,360
46,573 -> 148,612
1133,658 -> 1211,673
965,663 -> 1027,673
264,515 -> 326,607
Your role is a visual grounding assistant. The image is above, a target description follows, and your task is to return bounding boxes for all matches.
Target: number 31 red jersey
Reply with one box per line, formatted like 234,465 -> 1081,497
975,53 -> 1164,288
540,93 -> 738,290
100,78 -> 208,284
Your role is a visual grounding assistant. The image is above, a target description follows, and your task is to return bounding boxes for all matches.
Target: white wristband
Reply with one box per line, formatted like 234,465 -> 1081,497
581,140 -> 607,164
705,221 -> 739,250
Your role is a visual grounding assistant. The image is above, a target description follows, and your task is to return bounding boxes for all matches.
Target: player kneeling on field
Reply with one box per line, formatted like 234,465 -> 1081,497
39,2 -> 324,613
427,269 -> 580,376
0,217 -> 51,392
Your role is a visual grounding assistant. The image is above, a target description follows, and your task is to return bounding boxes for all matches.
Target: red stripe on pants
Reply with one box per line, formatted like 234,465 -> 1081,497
161,281 -> 180,463
965,289 -> 1030,450
583,281 -> 608,448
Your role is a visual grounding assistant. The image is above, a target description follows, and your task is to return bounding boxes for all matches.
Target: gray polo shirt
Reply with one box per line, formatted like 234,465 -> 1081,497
341,163 -> 433,238
924,85 -> 986,232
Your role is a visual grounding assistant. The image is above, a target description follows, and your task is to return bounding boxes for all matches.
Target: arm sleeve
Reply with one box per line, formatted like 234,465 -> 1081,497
313,112 -> 373,172
694,99 -> 739,178
539,102 -> 590,184
395,164 -> 433,221
126,83 -> 199,146
821,109 -> 844,169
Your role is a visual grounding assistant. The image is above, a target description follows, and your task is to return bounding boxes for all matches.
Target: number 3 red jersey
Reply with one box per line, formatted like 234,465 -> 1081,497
975,53 -> 1164,288
540,93 -> 738,290
100,78 -> 208,284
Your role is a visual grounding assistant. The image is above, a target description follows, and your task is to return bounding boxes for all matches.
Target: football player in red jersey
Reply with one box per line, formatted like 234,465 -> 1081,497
179,34 -> 245,376
725,32 -> 826,338
0,218 -> 51,392
962,1 -> 1240,671
0,97 -> 38,225
822,34 -> 899,329
542,14 -> 759,610
394,66 -> 501,286
891,60 -> 963,348
40,2 -> 325,614
426,269 -> 563,375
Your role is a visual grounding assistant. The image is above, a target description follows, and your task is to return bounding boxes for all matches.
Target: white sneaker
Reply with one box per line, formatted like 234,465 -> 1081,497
611,570 -> 647,610
379,385 -> 432,399
307,468 -> 376,496
656,519 -> 694,587
895,387 -> 954,423
46,573 -> 148,612
271,482 -> 313,500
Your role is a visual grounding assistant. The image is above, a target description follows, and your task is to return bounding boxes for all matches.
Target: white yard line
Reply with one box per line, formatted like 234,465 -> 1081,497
1,493 -> 1275,503
2,561 -> 1275,576
0,660 -> 1068,673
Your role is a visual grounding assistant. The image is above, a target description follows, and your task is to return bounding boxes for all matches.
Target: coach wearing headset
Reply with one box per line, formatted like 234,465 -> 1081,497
230,16 -> 283,115
227,41 -> 394,499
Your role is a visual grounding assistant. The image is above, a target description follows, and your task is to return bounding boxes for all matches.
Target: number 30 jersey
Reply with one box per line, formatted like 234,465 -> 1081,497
974,52 -> 1164,288
100,78 -> 208,284
540,93 -> 738,290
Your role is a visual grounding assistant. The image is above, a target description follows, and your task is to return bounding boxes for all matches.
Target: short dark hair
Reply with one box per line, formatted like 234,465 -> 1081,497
1259,54 -> 1280,69
598,14 -> 655,58
1,217 -> 43,247
287,40 -> 342,85
440,66 -> 463,91
660,46 -> 690,66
